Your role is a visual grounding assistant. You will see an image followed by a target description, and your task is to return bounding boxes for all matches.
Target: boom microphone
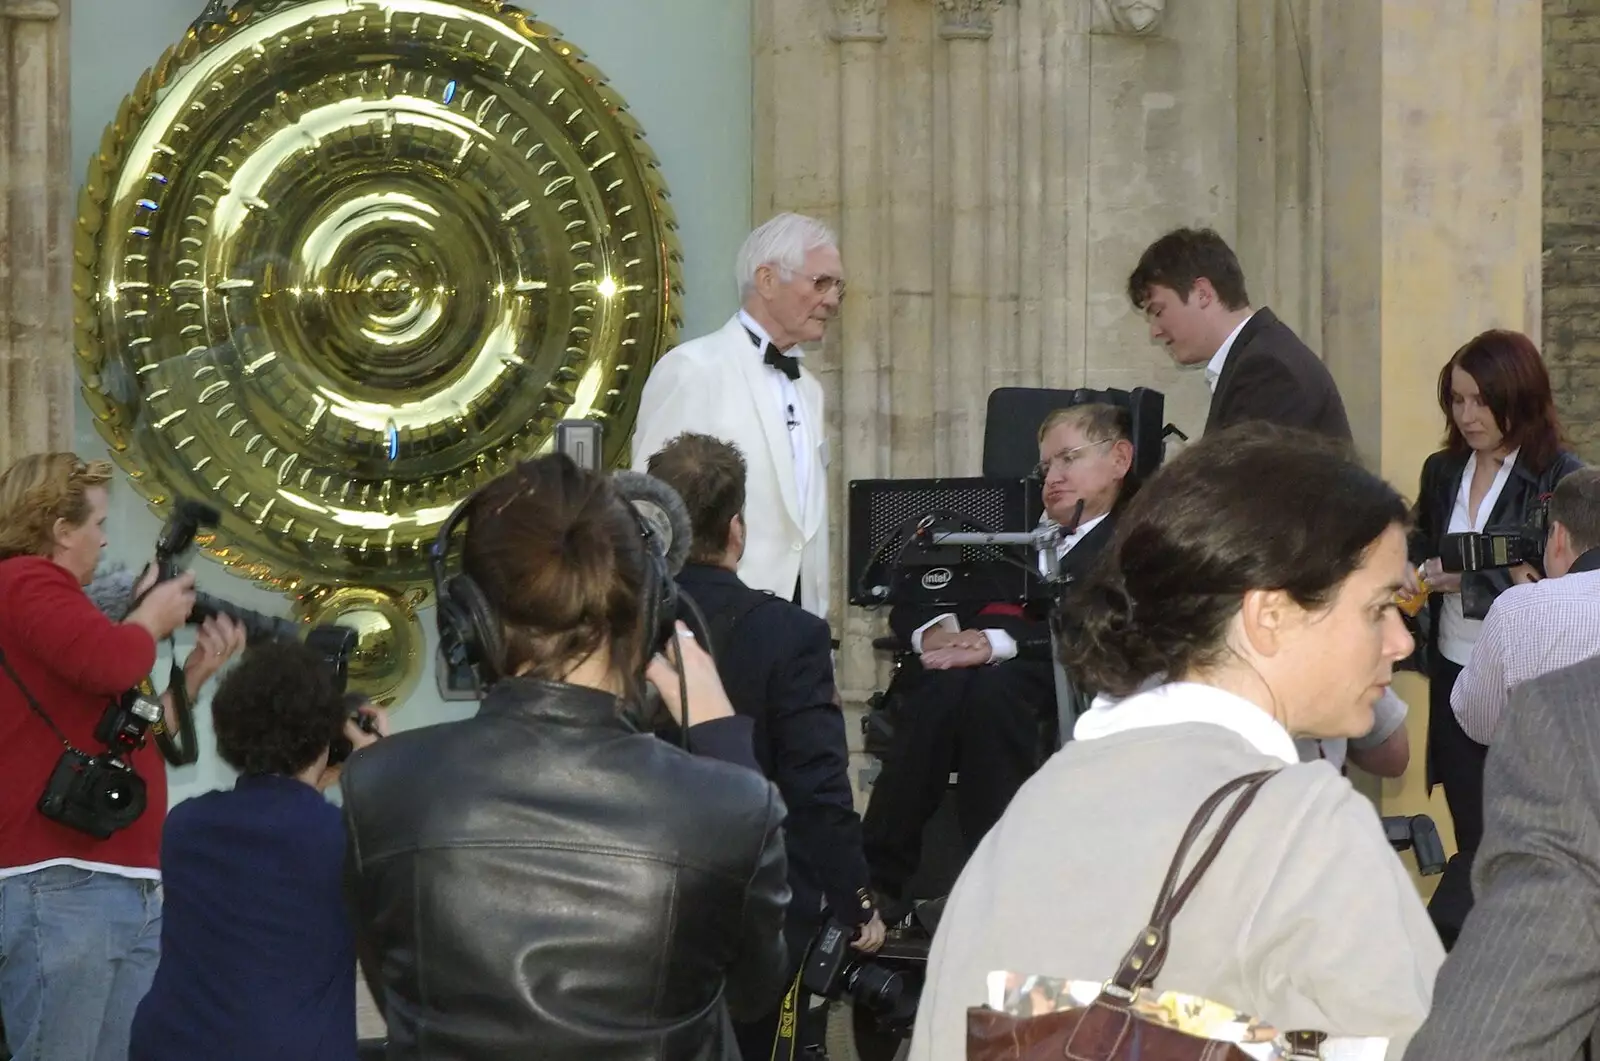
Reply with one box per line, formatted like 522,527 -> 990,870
612,470 -> 692,575
86,563 -> 141,621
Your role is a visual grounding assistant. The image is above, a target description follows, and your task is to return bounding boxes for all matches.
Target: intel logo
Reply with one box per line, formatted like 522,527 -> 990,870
920,568 -> 954,590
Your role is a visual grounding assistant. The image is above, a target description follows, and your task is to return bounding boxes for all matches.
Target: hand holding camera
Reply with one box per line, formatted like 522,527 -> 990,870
645,622 -> 736,728
126,569 -> 196,641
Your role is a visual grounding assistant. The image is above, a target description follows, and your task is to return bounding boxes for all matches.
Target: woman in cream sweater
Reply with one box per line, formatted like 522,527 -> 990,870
910,424 -> 1443,1060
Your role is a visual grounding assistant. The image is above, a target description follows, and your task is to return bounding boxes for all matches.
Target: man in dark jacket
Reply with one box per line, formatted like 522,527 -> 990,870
646,432 -> 884,1061
1127,227 -> 1352,441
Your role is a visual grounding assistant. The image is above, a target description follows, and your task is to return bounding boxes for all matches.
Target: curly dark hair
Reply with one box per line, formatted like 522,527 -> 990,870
212,640 -> 348,776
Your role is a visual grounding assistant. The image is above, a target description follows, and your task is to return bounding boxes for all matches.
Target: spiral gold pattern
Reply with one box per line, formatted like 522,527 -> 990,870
75,0 -> 684,594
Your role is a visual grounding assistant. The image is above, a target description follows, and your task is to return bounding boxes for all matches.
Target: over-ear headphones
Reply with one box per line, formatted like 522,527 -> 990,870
428,458 -> 678,693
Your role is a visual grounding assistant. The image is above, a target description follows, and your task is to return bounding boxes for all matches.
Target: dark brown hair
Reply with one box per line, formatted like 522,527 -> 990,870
1437,329 -> 1566,474
1062,423 -> 1407,697
1126,227 -> 1250,312
1550,468 -> 1600,555
646,433 -> 747,564
462,455 -> 647,693
0,452 -> 114,560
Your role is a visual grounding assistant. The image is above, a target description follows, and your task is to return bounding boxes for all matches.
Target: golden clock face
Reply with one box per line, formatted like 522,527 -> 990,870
75,0 -> 683,595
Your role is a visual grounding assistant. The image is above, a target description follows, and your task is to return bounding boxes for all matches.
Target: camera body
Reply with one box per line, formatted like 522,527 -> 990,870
38,747 -> 148,840
801,917 -> 906,1014
1439,498 -> 1550,574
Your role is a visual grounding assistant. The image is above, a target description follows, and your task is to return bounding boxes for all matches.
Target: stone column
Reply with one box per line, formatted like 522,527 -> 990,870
830,0 -> 889,714
0,0 -> 74,471
1319,0 -> 1542,836
936,0 -> 1000,474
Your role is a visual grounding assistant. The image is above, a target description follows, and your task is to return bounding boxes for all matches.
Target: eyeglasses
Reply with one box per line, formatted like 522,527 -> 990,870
1033,439 -> 1113,479
803,274 -> 846,298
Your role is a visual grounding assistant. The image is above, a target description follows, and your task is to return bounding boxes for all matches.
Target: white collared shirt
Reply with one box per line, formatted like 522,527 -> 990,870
737,309 -> 813,527
911,512 -> 1108,663
1074,680 -> 1301,766
1204,311 -> 1257,393
1437,447 -> 1520,665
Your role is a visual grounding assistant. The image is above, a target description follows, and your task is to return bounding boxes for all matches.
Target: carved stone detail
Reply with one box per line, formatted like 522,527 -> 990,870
1089,0 -> 1165,36
936,0 -> 1004,40
1,0 -> 61,20
831,0 -> 887,42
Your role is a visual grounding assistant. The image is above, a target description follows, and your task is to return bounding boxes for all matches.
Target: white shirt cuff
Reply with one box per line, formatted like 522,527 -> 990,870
910,613 -> 959,654
983,629 -> 1018,663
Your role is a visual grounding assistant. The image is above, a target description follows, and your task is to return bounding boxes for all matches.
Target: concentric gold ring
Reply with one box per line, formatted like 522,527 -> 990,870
75,0 -> 683,594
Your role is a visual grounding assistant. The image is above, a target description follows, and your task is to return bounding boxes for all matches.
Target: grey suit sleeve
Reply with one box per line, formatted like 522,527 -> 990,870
1404,665 -> 1600,1061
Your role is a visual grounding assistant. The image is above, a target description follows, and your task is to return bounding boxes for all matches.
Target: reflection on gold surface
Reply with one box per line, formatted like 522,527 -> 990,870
76,0 -> 684,596
296,584 -> 427,707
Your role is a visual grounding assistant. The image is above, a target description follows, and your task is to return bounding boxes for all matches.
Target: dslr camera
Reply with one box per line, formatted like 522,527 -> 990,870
36,691 -> 165,840
1438,498 -> 1550,574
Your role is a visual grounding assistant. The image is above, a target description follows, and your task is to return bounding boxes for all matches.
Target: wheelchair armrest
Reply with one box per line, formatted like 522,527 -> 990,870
873,635 -> 909,654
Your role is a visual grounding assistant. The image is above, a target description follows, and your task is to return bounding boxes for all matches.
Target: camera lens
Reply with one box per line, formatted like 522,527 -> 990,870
96,766 -> 148,827
842,963 -> 904,1014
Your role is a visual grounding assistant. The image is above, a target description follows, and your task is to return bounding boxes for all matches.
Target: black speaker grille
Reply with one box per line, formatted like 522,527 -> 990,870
867,483 -> 1014,564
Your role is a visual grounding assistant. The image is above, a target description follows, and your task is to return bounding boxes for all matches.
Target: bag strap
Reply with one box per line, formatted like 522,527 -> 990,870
1106,768 -> 1278,997
0,644 -> 94,758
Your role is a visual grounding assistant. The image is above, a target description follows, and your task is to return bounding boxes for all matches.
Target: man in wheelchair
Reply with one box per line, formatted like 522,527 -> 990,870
862,402 -> 1136,910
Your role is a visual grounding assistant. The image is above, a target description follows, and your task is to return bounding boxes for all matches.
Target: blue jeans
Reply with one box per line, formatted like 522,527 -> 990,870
0,865 -> 162,1061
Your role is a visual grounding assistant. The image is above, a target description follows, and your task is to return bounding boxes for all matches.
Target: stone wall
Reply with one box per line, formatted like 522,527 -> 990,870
1546,0 -> 1600,460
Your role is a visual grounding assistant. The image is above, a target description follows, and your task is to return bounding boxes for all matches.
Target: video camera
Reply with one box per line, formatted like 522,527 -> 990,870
153,499 -> 300,642
1438,499 -> 1549,574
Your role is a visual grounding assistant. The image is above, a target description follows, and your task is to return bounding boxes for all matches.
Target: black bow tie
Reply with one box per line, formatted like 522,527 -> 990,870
763,344 -> 800,381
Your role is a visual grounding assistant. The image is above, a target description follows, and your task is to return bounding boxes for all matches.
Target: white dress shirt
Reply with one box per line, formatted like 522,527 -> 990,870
1204,311 -> 1257,394
737,309 -> 813,529
1450,568 -> 1600,743
910,512 -> 1108,663
1437,448 -> 1519,666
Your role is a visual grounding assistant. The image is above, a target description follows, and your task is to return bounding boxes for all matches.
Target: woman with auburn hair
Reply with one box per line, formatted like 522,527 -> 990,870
0,453 -> 242,1061
1407,329 -> 1582,941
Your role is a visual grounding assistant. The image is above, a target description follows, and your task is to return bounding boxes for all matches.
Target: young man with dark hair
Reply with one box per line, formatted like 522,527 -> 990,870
646,431 -> 883,1061
128,640 -> 385,1061
1128,226 -> 1351,440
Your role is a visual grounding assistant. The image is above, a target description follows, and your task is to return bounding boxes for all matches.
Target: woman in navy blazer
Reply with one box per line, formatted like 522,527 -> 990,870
129,640 -> 385,1061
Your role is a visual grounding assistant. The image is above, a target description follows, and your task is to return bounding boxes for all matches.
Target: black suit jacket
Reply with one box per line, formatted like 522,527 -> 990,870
677,564 -> 873,929
1205,307 -> 1352,441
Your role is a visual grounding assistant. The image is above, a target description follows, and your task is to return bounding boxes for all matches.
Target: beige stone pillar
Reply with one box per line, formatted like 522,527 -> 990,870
1319,1 -> 1543,847
830,0 -> 889,709
936,0 -> 1000,474
0,0 -> 74,471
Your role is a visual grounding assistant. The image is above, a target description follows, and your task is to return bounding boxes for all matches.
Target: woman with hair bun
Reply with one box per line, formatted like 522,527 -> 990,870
911,424 -> 1443,1061
340,455 -> 791,1061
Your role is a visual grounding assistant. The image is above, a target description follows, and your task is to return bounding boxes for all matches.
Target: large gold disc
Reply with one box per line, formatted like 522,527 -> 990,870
75,0 -> 683,594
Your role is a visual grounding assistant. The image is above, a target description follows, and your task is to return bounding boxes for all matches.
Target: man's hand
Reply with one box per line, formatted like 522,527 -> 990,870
345,699 -> 390,751
920,637 -> 993,670
852,911 -> 887,953
646,623 -> 736,726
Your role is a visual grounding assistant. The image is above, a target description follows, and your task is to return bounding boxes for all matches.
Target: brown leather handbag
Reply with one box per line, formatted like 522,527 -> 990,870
966,769 -> 1327,1061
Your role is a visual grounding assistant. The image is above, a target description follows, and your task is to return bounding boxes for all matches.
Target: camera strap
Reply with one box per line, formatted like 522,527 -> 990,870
0,644 -> 97,759
767,966 -> 804,1061
153,638 -> 199,767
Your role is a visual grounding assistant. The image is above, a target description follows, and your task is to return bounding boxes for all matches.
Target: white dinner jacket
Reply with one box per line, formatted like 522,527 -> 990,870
631,315 -> 830,619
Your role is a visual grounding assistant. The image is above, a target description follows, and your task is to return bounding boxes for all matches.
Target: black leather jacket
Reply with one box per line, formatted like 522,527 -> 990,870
341,677 -> 791,1061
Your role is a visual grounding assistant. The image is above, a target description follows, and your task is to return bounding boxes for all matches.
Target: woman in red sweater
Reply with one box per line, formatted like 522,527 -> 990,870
0,453 -> 242,1061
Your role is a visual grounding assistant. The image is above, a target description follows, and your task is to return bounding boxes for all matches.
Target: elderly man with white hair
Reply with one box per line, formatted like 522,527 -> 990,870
632,212 -> 843,620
